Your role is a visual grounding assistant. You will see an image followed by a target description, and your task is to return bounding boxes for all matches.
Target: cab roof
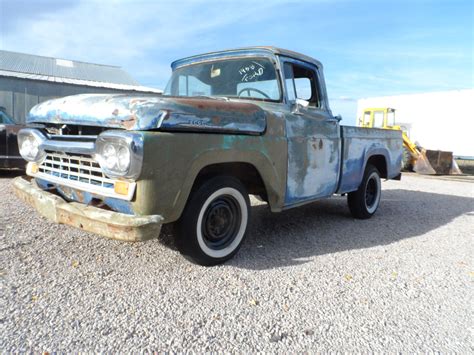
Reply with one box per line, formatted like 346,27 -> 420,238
171,46 -> 323,70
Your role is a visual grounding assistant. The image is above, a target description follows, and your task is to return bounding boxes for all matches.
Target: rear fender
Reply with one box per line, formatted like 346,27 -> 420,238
337,144 -> 392,194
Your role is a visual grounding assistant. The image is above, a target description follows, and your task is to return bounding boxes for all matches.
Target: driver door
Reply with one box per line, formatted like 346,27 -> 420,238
282,59 -> 341,205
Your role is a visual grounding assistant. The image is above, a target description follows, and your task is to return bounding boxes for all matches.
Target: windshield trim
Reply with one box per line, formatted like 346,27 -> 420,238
165,56 -> 284,103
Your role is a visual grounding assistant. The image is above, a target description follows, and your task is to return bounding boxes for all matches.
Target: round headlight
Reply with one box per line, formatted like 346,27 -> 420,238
18,129 -> 46,162
117,146 -> 131,172
95,131 -> 143,179
102,143 -> 118,170
20,136 -> 39,160
97,141 -> 131,175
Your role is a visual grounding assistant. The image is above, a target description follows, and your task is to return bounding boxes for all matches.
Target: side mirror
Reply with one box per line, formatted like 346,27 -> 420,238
334,114 -> 342,122
291,98 -> 310,115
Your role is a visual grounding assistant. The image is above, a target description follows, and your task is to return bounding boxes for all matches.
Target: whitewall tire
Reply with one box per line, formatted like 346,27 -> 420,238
175,176 -> 250,265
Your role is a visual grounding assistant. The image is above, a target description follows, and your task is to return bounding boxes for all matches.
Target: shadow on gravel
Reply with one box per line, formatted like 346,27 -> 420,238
226,189 -> 473,270
0,169 -> 24,179
3,170 -> 472,271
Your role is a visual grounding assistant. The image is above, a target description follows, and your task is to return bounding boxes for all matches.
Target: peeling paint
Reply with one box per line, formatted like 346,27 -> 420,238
28,94 -> 266,134
284,110 -> 341,205
13,176 -> 161,242
36,177 -> 133,214
336,126 -> 403,193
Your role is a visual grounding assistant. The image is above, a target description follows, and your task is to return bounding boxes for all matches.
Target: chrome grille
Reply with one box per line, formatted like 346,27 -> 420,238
39,152 -> 114,189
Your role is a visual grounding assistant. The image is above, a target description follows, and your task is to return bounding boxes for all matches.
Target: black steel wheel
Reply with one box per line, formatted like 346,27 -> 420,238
201,195 -> 242,251
347,164 -> 381,219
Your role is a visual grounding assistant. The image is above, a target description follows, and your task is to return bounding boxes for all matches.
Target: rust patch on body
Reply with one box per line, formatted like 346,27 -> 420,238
173,97 -> 261,114
12,176 -> 163,242
106,115 -> 137,130
122,115 -> 138,130
75,189 -> 86,203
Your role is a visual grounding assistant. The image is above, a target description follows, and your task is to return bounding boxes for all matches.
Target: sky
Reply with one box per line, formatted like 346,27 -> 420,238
1,0 -> 473,124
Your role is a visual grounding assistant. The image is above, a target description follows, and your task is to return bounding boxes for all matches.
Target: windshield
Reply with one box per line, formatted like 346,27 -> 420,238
164,57 -> 281,101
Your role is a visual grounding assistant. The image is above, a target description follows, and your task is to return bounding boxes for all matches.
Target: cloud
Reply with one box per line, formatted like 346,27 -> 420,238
1,1 -> 284,61
1,0 -> 472,114
1,0 -> 292,87
331,96 -> 356,102
0,0 -> 78,32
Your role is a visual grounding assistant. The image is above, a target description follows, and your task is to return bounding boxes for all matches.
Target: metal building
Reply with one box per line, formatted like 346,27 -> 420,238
0,50 -> 162,123
357,89 -> 474,158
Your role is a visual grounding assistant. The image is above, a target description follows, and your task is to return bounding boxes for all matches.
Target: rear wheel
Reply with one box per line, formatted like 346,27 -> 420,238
402,146 -> 413,171
347,165 -> 381,219
174,176 -> 250,266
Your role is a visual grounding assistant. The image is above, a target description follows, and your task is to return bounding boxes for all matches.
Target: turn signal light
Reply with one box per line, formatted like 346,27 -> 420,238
29,162 -> 39,174
114,181 -> 129,196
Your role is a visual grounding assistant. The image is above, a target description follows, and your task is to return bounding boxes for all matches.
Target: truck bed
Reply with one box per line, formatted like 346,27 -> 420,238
337,126 -> 403,194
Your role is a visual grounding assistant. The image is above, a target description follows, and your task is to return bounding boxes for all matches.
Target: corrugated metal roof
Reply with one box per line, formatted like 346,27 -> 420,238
0,69 -> 162,93
0,50 -> 140,85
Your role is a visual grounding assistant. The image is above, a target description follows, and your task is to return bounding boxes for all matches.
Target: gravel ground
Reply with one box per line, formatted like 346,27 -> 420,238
1,171 -> 473,352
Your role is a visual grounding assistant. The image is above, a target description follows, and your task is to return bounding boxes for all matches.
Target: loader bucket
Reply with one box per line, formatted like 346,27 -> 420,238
413,149 -> 436,175
449,158 -> 463,175
426,150 -> 460,175
414,149 -> 463,175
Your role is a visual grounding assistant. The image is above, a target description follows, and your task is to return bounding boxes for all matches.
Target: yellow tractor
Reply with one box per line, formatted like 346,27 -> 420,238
359,107 -> 462,175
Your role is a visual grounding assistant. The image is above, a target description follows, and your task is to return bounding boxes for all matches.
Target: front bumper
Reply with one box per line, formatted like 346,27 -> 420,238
12,176 -> 163,242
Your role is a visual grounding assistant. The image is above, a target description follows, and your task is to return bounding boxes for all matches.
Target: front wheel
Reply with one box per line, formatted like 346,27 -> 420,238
174,176 -> 250,266
347,165 -> 381,219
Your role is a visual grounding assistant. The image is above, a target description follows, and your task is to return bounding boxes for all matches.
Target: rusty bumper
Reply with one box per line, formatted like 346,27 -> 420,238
12,176 -> 163,242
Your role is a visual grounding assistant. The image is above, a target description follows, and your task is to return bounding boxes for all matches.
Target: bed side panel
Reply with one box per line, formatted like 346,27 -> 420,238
337,126 -> 402,194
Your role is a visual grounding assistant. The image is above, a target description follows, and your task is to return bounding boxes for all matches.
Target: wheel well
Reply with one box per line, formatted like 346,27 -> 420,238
366,155 -> 387,178
193,162 -> 268,200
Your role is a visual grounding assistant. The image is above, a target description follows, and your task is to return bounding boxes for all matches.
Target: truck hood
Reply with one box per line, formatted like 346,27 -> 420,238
28,94 -> 266,135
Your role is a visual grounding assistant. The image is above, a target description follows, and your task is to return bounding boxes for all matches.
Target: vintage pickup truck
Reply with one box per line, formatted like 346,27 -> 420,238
13,47 -> 402,265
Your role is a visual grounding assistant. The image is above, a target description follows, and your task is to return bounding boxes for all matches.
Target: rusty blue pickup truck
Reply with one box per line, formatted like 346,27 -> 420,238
13,47 -> 402,265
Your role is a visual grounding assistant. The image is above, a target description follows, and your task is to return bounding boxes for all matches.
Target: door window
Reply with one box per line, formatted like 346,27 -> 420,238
178,75 -> 211,96
283,63 -> 296,101
283,62 -> 321,108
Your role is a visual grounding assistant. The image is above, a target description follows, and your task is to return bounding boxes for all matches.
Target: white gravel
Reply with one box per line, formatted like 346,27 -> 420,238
1,171 -> 473,352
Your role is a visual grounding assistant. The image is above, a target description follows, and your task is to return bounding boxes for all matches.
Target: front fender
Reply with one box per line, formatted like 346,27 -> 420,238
131,132 -> 287,222
179,148 -> 285,217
